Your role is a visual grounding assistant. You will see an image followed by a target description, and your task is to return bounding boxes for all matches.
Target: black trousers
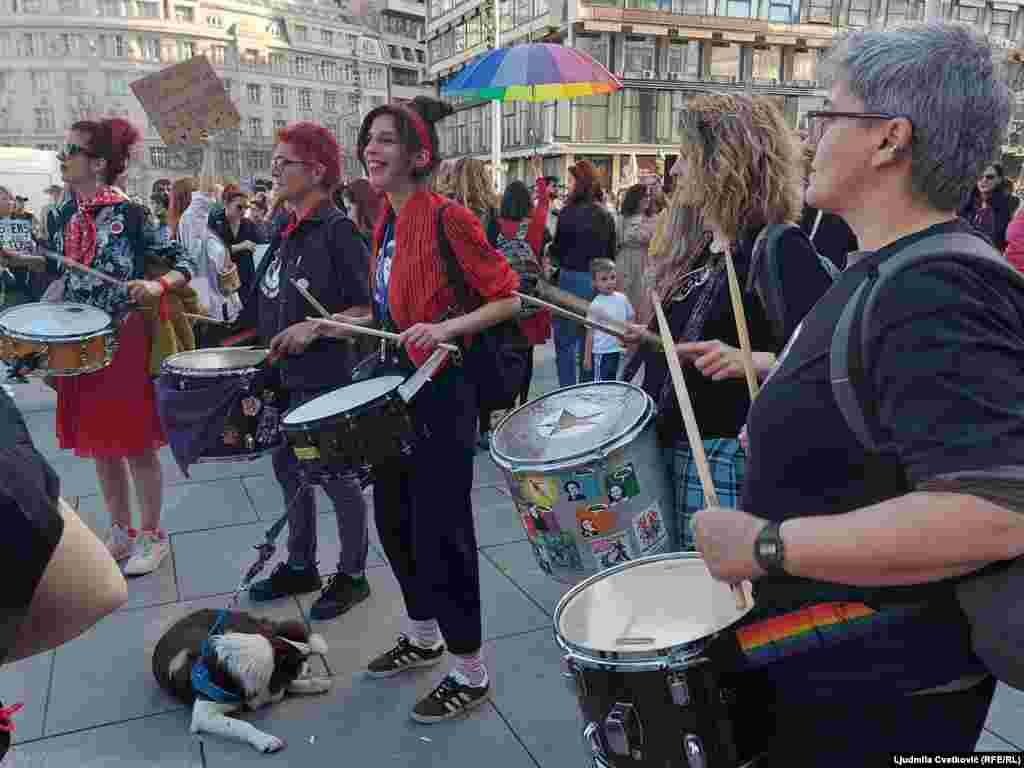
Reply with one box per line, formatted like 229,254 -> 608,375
373,364 -> 482,655
479,346 -> 535,436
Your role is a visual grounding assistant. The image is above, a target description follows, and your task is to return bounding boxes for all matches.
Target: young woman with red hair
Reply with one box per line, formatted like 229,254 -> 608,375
48,118 -> 198,576
316,96 -> 520,722
339,178 -> 384,248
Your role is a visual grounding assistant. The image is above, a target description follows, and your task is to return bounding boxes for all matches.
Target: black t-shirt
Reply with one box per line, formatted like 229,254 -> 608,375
800,206 -> 858,272
0,388 -> 63,665
744,219 -> 1024,612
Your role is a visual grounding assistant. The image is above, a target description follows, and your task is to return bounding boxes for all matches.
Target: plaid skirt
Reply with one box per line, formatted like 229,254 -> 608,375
672,437 -> 746,550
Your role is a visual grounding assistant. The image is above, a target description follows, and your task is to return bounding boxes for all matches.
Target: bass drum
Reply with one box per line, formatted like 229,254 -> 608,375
490,382 -> 675,585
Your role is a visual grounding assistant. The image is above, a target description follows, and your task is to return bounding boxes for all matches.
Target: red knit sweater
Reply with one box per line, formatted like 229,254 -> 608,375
371,188 -> 519,364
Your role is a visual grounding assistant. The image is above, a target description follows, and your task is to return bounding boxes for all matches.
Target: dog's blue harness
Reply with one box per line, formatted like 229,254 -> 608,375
190,510 -> 291,703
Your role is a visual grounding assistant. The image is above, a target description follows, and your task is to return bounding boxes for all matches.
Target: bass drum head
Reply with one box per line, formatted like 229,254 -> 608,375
162,347 -> 269,375
490,381 -> 651,469
0,302 -> 111,339
281,376 -> 405,426
555,552 -> 753,662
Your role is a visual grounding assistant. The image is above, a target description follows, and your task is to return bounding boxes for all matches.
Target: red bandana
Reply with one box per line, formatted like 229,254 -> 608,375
63,186 -> 127,267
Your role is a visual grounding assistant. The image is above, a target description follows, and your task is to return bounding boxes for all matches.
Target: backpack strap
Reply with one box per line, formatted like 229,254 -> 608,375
830,232 -> 1023,452
434,203 -> 472,331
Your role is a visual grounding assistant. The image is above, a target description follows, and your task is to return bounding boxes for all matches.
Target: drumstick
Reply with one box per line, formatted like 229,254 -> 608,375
651,290 -> 751,612
723,253 -> 759,401
307,317 -> 461,354
516,292 -> 662,348
184,313 -> 228,325
37,248 -> 126,287
290,278 -> 332,319
537,281 -> 662,346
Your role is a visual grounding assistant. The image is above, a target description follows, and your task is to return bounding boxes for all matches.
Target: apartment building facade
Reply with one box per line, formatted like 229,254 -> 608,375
379,0 -> 434,100
0,0 -> 390,194
425,0 -> 1024,189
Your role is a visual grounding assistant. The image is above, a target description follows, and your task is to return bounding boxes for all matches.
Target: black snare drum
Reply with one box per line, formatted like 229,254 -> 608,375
556,553 -> 771,767
280,376 -> 417,475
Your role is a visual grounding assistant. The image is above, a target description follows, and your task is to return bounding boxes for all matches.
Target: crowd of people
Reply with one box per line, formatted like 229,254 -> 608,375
2,19 -> 1024,763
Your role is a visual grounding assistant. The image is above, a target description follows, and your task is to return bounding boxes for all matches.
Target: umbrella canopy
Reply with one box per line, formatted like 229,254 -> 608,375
440,43 -> 622,101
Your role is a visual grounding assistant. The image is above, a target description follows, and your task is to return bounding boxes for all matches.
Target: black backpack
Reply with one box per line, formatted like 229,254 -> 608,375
828,231 -> 1024,690
436,204 -> 530,411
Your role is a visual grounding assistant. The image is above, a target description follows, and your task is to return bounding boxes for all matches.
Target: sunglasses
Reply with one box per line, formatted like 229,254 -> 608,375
57,143 -> 93,162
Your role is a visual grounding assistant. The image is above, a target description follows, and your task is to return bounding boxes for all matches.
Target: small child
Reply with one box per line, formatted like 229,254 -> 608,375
583,258 -> 635,382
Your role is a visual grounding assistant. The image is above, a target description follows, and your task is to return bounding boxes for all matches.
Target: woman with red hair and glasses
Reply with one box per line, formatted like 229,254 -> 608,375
549,159 -> 617,387
47,118 -> 197,576
315,96 -> 520,723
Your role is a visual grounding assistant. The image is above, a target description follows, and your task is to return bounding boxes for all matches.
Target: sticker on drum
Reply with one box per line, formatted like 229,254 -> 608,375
590,530 -> 637,570
533,531 -> 583,573
519,503 -> 559,537
561,467 -> 599,502
632,501 -> 667,554
518,475 -> 558,508
575,501 -> 614,539
605,462 -> 641,505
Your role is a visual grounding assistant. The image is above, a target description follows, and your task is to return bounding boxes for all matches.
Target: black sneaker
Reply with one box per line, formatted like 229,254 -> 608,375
367,634 -> 446,678
411,673 -> 490,723
309,573 -> 370,621
249,562 -> 322,602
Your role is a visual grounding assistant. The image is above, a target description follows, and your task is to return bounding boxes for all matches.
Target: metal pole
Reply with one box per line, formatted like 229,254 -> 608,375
491,0 -> 502,191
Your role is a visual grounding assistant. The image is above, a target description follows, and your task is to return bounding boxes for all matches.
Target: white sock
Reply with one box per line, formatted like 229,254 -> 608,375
410,619 -> 441,649
452,650 -> 487,687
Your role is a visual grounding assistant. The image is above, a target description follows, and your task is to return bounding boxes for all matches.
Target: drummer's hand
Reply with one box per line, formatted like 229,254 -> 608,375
234,240 -> 257,253
738,424 -> 749,454
126,279 -> 165,304
677,340 -> 744,380
620,322 -> 648,346
270,320 -> 320,357
692,506 -> 767,583
400,321 -> 452,354
309,311 -> 366,339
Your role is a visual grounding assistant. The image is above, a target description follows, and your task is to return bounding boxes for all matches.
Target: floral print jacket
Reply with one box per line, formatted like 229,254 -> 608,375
48,193 -> 197,318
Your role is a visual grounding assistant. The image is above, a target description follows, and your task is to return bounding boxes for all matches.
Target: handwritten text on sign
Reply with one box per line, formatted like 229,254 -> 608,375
0,218 -> 34,254
130,55 -> 240,147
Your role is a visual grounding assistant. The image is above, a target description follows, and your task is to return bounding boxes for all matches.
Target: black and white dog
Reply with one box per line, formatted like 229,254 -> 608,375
153,609 -> 331,753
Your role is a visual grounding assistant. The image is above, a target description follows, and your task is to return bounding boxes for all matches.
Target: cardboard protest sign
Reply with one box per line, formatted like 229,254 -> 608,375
130,56 -> 240,147
0,218 -> 34,254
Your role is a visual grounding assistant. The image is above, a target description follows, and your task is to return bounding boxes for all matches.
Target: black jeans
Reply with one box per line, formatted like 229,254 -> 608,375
373,364 -> 482,655
479,346 -> 535,436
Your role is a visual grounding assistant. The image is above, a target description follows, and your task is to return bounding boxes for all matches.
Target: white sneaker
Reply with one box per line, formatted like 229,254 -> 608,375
123,530 -> 169,576
105,523 -> 137,562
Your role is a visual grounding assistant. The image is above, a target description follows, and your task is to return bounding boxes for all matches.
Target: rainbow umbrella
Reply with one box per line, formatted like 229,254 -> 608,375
440,43 -> 622,102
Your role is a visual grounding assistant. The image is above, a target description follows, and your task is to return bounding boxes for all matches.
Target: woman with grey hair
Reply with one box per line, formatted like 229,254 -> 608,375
692,22 -> 1024,763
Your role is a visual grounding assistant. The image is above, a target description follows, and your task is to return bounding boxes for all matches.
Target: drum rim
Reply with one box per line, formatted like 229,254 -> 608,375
0,302 -> 113,342
489,381 -> 653,471
553,552 -> 751,667
280,376 -> 407,429
160,347 -> 270,377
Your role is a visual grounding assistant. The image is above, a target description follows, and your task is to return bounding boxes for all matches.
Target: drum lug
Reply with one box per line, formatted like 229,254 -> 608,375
562,655 -> 587,698
604,702 -> 642,759
683,734 -> 707,768
582,722 -> 608,765
668,672 -> 690,707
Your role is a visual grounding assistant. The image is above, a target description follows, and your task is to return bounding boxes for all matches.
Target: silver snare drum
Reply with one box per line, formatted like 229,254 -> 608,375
490,382 -> 675,585
555,552 -> 767,768
0,302 -> 116,376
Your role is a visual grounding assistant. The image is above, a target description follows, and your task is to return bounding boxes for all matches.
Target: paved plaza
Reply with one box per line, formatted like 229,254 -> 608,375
1,342 -> 1021,767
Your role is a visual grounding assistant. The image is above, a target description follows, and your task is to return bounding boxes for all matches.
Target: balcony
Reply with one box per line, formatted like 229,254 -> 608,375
614,70 -> 823,94
384,0 -> 428,16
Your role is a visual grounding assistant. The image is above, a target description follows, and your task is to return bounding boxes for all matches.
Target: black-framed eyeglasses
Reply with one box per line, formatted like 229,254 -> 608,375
57,143 -> 93,162
805,111 -> 912,144
982,173 -> 999,181
271,157 -> 310,175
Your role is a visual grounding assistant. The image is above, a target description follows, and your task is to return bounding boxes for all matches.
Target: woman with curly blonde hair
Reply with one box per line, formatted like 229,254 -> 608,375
450,157 -> 497,226
623,93 -> 833,550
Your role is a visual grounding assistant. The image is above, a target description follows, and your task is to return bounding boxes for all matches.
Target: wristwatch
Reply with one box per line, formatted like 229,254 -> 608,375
754,521 -> 786,574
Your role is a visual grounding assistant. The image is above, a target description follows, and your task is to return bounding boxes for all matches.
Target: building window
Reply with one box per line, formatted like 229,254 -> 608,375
112,35 -> 127,58
36,143 -> 59,151
248,150 -> 270,172
767,0 -> 796,21
885,0 -> 908,23
500,0 -> 513,31
321,29 -> 333,46
467,15 -> 483,47
992,8 -> 1013,39
576,34 -> 608,68
847,0 -> 872,26
60,33 -> 85,56
299,88 -> 312,110
667,40 -> 699,76
150,147 -> 168,168
573,95 -> 607,142
34,107 -> 54,132
624,38 -> 655,72
270,52 -> 287,71
59,0 -> 82,12
751,47 -> 780,81
22,0 -> 42,12
708,44 -> 739,80
295,25 -> 309,42
791,49 -> 819,82
218,149 -> 238,173
174,4 -> 194,23
319,60 -> 337,81
273,118 -> 287,134
223,78 -> 233,94
324,91 -> 337,111
249,117 -> 262,138
209,44 -> 226,64
389,44 -> 399,59
247,83 -> 262,104
393,67 -> 419,86
806,0 -> 832,22
30,71 -> 51,94
454,23 -> 466,53
272,85 -> 286,107
108,74 -> 129,95
295,56 -> 310,75
99,0 -> 124,16
416,50 -> 425,63
725,0 -> 751,16
178,41 -> 196,60
269,20 -> 285,38
206,14 -> 223,27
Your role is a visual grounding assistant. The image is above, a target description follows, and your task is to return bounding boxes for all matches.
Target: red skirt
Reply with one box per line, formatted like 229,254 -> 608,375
56,312 -> 167,458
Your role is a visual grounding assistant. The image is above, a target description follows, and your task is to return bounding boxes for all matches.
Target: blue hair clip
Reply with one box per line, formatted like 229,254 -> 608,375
191,636 -> 243,704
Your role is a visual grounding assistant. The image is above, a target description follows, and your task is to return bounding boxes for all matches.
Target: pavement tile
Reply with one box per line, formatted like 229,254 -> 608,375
43,594 -> 304,737
481,540 -> 575,616
487,628 -> 589,768
478,552 -> 550,639
172,519 -> 385,602
473,485 -> 528,547
202,672 -> 535,768
4,711 -> 201,767
159,446 -> 273,486
43,452 -> 101,499
473,453 -> 505,488
22,409 -> 59,456
4,378 -> 57,414
984,683 -> 1024,749
0,652 -> 54,744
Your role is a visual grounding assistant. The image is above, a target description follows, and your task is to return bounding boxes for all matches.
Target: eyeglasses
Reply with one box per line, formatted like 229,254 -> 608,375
57,143 -> 93,162
982,174 -> 999,181
271,157 -> 310,175
805,111 -> 912,144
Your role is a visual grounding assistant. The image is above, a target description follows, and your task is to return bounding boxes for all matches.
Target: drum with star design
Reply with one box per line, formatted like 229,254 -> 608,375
490,382 -> 676,585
